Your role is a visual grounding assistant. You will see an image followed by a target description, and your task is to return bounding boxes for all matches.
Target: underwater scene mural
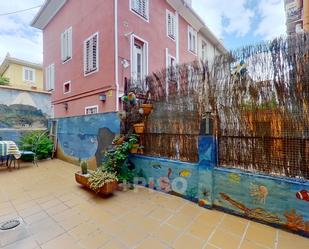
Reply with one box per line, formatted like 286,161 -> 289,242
130,135 -> 309,237
54,112 -> 120,168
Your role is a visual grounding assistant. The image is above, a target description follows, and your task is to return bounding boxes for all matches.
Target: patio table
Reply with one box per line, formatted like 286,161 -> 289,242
0,141 -> 21,169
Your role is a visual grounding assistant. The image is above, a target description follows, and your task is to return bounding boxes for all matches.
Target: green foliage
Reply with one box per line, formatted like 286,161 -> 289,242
19,131 -> 53,160
0,76 -> 9,85
101,134 -> 138,183
88,169 -> 117,193
80,161 -> 88,175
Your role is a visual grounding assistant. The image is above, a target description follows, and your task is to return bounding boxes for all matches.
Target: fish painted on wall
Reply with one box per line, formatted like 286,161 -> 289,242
151,163 -> 161,169
296,190 -> 309,202
219,193 -> 280,224
179,169 -> 191,177
168,168 -> 172,179
228,173 -> 240,184
250,183 -> 268,204
157,177 -> 171,192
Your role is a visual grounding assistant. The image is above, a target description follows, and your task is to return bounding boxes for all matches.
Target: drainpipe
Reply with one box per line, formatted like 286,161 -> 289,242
304,0 -> 309,32
115,0 -> 119,111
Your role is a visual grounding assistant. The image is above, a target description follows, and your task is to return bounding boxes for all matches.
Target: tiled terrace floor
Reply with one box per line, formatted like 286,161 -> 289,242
0,160 -> 308,249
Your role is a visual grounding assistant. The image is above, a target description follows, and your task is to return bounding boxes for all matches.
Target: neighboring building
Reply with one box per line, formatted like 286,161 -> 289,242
31,0 -> 226,118
284,0 -> 309,34
0,53 -> 44,91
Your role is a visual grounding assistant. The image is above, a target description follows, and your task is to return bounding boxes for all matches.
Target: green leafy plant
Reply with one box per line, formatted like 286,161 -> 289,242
80,161 -> 88,175
101,134 -> 138,183
19,131 -> 53,160
88,169 -> 118,193
0,76 -> 10,86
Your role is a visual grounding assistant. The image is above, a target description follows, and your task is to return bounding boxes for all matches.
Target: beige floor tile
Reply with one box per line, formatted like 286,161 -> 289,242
149,207 -> 173,221
177,202 -> 203,218
186,219 -> 214,240
41,233 -> 82,249
136,216 -> 162,233
153,224 -> 181,245
79,230 -> 111,249
101,240 -> 126,249
245,222 -> 276,248
277,230 -> 309,249
196,210 -> 224,227
167,213 -> 192,230
203,243 -> 221,249
209,229 -> 242,249
44,203 -> 69,216
239,239 -> 269,249
116,226 -> 149,247
28,217 -> 66,245
136,237 -> 168,249
218,215 -> 248,236
68,221 -> 100,240
0,226 -> 31,247
173,233 -> 205,249
1,236 -> 39,249
23,210 -> 49,225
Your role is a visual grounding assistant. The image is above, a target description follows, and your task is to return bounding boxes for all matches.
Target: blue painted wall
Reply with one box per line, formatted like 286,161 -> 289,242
131,135 -> 309,236
54,112 -> 120,162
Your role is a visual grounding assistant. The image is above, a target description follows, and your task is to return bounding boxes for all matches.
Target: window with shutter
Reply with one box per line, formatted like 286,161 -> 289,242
131,0 -> 149,20
61,27 -> 72,63
188,26 -> 197,54
84,32 -> 99,76
45,64 -> 55,91
166,10 -> 176,40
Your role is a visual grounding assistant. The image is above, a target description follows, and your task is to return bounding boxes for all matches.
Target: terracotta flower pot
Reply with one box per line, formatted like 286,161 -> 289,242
141,103 -> 153,115
75,172 -> 117,195
133,123 -> 145,134
130,144 -> 139,154
113,136 -> 125,145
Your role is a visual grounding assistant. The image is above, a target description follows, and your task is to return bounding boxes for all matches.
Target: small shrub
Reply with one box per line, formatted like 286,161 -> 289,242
88,169 -> 118,193
0,77 -> 9,86
19,131 -> 53,160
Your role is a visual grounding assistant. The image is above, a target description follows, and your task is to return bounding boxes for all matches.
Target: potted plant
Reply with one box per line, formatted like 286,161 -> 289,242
141,103 -> 153,115
88,169 -> 118,194
133,123 -> 145,133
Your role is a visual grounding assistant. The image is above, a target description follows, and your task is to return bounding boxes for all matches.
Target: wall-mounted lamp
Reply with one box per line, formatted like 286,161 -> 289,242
121,59 -> 130,69
64,102 -> 68,111
99,94 -> 107,102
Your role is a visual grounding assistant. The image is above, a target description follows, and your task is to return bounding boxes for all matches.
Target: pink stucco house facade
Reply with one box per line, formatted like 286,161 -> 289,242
32,0 -> 226,118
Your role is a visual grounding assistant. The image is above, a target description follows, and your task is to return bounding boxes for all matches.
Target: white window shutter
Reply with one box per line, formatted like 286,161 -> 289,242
50,64 -> 55,90
45,67 -> 50,90
61,32 -> 65,61
68,28 -> 72,59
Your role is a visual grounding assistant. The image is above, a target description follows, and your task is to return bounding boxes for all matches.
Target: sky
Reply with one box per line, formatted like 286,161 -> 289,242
0,0 -> 287,64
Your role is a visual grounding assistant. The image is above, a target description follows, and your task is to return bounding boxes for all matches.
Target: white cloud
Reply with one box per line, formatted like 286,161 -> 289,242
192,0 -> 254,38
192,0 -> 286,43
0,0 -> 44,64
254,0 -> 286,39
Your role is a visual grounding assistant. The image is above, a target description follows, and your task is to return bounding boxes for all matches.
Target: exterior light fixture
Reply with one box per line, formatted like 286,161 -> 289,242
99,94 -> 107,102
64,102 -> 68,110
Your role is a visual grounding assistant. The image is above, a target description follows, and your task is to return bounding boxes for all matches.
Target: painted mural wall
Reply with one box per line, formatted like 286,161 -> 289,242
130,135 -> 309,237
0,87 -> 51,142
54,112 -> 120,169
